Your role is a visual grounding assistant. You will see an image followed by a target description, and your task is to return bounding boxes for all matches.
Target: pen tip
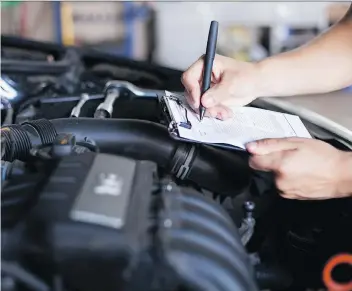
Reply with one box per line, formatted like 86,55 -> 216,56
199,108 -> 205,121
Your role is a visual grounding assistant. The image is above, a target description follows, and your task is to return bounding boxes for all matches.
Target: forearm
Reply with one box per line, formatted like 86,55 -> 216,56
337,151 -> 352,198
255,8 -> 352,97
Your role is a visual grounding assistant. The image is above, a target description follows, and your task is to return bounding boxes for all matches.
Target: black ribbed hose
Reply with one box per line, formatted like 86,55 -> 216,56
50,118 -> 251,196
1,118 -> 251,197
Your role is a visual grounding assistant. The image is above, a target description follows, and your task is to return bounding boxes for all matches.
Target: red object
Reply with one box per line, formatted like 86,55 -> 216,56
322,253 -> 352,291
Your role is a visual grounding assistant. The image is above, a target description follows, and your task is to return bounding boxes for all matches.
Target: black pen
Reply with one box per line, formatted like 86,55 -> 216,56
199,20 -> 219,121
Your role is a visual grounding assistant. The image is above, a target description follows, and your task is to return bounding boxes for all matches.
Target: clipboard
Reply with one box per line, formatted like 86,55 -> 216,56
158,91 -> 246,152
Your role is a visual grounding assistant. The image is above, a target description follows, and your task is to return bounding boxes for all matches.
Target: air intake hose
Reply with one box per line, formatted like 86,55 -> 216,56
1,118 -> 251,196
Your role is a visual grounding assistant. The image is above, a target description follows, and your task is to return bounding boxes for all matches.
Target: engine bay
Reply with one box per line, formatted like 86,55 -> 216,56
1,36 -> 352,291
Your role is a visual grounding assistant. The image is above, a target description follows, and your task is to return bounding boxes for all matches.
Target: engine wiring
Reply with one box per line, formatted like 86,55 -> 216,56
1,260 -> 51,291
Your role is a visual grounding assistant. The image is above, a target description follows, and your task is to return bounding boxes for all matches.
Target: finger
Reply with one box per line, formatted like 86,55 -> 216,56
279,192 -> 299,200
273,180 -> 300,200
202,107 -> 218,118
275,179 -> 309,200
181,56 -> 204,108
206,107 -> 218,118
207,107 -> 226,118
184,91 -> 197,111
246,137 -> 301,155
249,152 -> 285,172
200,73 -> 234,108
280,192 -> 311,200
201,74 -> 253,108
205,105 -> 233,120
215,105 -> 233,120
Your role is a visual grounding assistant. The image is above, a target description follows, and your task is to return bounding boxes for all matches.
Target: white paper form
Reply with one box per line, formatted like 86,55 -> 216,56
165,93 -> 312,149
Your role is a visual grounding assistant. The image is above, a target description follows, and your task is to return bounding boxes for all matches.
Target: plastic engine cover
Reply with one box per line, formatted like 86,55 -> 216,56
19,152 -> 157,291
15,152 -> 258,291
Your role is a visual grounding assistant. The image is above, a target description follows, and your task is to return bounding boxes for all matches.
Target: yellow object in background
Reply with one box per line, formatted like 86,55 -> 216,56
218,25 -> 267,62
218,25 -> 254,62
61,2 -> 75,45
231,51 -> 249,62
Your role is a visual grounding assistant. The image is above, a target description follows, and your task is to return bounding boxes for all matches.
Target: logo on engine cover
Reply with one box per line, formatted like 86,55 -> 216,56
94,173 -> 124,196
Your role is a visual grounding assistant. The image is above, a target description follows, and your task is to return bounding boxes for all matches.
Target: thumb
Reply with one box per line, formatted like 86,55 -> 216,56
246,138 -> 301,155
201,74 -> 234,108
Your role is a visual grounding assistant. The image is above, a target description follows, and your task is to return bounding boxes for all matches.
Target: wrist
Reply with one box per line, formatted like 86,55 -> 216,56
252,58 -> 277,98
336,151 -> 352,198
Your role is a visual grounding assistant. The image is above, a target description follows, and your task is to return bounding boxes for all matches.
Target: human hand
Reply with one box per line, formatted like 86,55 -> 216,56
181,54 -> 261,120
246,138 -> 352,200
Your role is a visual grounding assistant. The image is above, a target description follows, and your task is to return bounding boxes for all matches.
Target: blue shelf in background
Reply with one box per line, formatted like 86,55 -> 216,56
123,2 -> 134,58
53,1 -> 62,44
52,2 -> 151,58
122,3 -> 151,58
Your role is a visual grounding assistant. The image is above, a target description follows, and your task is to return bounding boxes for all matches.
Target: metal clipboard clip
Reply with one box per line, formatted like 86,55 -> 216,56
160,92 -> 192,137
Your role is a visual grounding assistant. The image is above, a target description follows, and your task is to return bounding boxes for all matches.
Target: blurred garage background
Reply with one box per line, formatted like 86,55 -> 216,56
1,1 -> 350,69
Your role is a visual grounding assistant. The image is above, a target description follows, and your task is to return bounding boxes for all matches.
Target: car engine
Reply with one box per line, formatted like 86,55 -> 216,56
1,36 -> 352,291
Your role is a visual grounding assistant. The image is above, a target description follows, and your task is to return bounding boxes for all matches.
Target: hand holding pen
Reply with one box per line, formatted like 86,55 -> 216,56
182,22 -> 259,121
182,20 -> 227,120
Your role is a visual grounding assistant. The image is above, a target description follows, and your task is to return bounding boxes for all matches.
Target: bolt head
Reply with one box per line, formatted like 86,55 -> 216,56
244,201 -> 255,211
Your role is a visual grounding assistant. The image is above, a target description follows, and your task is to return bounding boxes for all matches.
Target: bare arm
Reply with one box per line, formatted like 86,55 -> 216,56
256,4 -> 352,97
339,152 -> 352,198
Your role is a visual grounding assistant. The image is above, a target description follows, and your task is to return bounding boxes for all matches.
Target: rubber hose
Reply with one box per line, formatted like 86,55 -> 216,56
49,118 -> 251,196
0,118 -> 251,196
1,125 -> 32,162
1,120 -> 57,162
1,59 -> 70,75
